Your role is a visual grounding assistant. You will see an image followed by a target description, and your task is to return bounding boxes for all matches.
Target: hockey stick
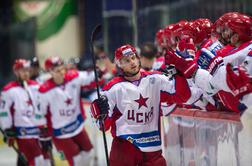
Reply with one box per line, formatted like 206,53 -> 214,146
23,81 -> 55,166
90,24 -> 110,166
0,128 -> 28,166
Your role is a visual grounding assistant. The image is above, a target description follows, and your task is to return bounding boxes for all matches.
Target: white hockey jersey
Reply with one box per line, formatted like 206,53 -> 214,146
0,80 -> 43,138
194,41 -> 252,111
222,40 -> 252,66
101,70 -> 191,152
38,69 -> 95,139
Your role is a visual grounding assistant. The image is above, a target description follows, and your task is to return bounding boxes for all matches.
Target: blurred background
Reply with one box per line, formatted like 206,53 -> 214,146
0,0 -> 252,88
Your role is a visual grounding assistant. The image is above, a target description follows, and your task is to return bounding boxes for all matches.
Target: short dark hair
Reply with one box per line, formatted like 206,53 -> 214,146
140,42 -> 157,59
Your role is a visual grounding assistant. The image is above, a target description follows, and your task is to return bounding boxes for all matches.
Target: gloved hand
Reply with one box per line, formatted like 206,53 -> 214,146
158,64 -> 177,78
226,63 -> 252,99
197,48 -> 224,75
3,128 -> 16,147
91,95 -> 109,120
165,49 -> 198,78
39,127 -> 52,152
175,38 -> 196,60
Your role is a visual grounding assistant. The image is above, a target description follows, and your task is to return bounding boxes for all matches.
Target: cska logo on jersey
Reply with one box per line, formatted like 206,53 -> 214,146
65,98 -> 72,106
127,94 -> 153,124
134,94 -> 148,109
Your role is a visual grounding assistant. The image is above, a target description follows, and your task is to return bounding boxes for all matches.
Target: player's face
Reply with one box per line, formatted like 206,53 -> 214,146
120,54 -> 140,76
230,33 -> 239,46
221,26 -> 233,44
15,68 -> 30,81
50,65 -> 66,85
215,25 -> 227,45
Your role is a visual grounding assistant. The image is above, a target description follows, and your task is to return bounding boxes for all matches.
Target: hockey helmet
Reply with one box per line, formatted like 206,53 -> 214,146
192,18 -> 213,44
44,56 -> 64,71
114,44 -> 139,67
13,59 -> 31,71
155,29 -> 165,48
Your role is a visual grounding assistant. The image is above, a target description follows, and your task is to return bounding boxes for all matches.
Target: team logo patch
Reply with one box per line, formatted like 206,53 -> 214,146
127,136 -> 134,143
134,94 -> 148,109
20,128 -> 27,136
149,77 -> 155,84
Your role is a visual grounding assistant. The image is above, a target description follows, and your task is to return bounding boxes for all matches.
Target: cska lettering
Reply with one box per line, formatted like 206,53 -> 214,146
127,107 -> 154,124
59,109 -> 76,116
22,110 -> 34,118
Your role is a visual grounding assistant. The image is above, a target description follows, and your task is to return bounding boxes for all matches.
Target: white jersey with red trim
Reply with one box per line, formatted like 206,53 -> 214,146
222,40 -> 252,66
205,41 -> 252,94
38,69 -> 95,139
0,80 -> 43,138
101,71 -> 191,152
194,41 -> 252,111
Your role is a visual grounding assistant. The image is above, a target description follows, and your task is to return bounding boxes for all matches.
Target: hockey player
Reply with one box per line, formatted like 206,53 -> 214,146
155,28 -> 166,57
94,42 -> 116,77
0,59 -> 48,166
162,20 -> 217,111
90,44 -> 194,166
195,13 -> 252,109
139,41 -> 159,71
37,56 -> 95,166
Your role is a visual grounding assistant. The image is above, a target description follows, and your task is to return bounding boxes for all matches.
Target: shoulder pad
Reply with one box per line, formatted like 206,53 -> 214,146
65,69 -> 79,82
2,81 -> 20,91
141,70 -> 161,76
27,80 -> 39,85
39,79 -> 56,93
102,77 -> 125,91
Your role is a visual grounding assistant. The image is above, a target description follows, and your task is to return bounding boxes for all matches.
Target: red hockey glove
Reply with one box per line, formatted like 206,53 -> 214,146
165,49 -> 198,78
226,63 -> 252,99
176,38 -> 196,60
91,95 -> 109,120
3,128 -> 16,147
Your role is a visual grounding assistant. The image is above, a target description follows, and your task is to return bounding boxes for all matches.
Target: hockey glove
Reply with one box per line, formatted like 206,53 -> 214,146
175,38 -> 196,60
39,127 -> 52,152
91,95 -> 109,120
226,63 -> 252,99
3,128 -> 16,147
165,49 -> 198,78
197,48 -> 224,75
158,64 -> 177,78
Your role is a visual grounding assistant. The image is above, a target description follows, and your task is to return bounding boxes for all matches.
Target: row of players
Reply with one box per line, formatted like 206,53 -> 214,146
0,57 -> 97,166
90,11 -> 252,166
1,11 -> 252,166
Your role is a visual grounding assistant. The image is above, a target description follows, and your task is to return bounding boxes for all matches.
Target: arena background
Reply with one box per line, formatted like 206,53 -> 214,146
0,0 -> 252,88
